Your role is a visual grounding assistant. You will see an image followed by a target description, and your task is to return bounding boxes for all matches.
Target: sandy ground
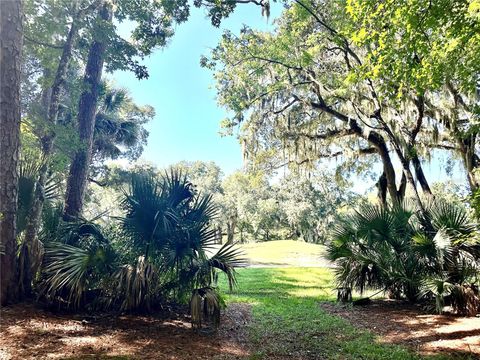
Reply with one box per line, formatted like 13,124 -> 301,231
321,300 -> 480,358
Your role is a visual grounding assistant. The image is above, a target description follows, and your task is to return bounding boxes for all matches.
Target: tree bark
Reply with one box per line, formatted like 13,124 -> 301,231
460,134 -> 480,193
309,102 -> 402,204
376,172 -> 387,207
444,83 -> 480,194
411,154 -> 432,195
0,0 -> 23,305
349,119 -> 401,203
64,3 -> 112,219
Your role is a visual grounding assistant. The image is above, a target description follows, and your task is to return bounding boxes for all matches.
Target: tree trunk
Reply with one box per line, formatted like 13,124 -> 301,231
0,0 -> 23,305
397,154 -> 425,211
397,172 -> 407,200
23,11 -> 79,248
460,135 -> 480,193
411,154 -> 432,195
365,131 -> 401,203
376,172 -> 387,207
445,83 -> 480,194
64,3 -> 112,220
226,216 -> 236,245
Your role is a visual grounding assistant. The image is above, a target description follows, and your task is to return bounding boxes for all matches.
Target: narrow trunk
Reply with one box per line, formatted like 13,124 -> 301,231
397,154 -> 425,211
226,216 -> 236,245
397,172 -> 407,200
0,0 -> 23,305
23,13 -> 79,246
64,3 -> 112,219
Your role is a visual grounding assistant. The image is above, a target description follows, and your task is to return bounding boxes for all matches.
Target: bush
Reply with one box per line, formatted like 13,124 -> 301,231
39,171 -> 244,312
327,200 -> 480,315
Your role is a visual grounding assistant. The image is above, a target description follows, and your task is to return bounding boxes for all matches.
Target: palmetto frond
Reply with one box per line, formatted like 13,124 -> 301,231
207,243 -> 246,290
328,200 -> 479,308
17,153 -> 62,233
41,240 -> 116,308
120,170 -> 243,301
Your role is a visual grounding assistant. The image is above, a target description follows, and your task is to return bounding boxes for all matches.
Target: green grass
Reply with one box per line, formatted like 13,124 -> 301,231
218,267 -> 468,360
237,240 -> 330,267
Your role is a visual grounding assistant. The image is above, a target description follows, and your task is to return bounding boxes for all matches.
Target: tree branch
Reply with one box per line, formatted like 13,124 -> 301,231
24,35 -> 64,49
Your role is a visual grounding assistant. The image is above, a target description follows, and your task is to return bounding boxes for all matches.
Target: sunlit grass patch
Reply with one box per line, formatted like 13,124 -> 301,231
238,240 -> 330,267
218,267 -> 468,360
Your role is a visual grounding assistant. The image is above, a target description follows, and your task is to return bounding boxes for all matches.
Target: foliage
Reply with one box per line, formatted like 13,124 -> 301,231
93,85 -> 154,163
345,0 -> 480,95
190,287 -> 222,331
39,170 -> 244,311
205,0 -> 480,205
327,200 -> 480,314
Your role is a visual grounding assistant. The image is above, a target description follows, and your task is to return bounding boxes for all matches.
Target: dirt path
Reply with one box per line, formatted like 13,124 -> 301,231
321,300 -> 480,358
0,303 -> 251,360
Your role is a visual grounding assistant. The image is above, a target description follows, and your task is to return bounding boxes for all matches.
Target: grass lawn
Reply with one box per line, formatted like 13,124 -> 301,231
218,267 -> 470,360
237,240 -> 330,267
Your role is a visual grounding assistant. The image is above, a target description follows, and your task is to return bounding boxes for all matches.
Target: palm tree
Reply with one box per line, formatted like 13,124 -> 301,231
92,86 -> 152,163
118,171 -> 243,304
17,151 -> 62,297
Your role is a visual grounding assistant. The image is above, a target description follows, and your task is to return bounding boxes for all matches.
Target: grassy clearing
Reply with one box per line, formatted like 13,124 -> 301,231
237,240 -> 330,267
218,267 -> 468,360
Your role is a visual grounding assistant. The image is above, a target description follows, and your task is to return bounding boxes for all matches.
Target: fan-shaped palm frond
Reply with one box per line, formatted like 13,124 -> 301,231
120,170 -> 243,303
41,240 -> 116,308
328,200 -> 480,309
17,153 -> 62,233
206,243 -> 246,290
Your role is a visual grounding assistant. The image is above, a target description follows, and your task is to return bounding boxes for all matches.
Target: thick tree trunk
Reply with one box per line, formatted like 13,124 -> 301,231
365,130 -> 401,203
0,0 -> 23,305
411,154 -> 432,195
376,172 -> 387,206
460,135 -> 480,193
64,3 -> 112,219
309,101 -> 402,204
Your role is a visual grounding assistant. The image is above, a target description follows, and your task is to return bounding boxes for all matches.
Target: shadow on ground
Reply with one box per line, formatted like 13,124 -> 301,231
321,300 -> 480,358
0,303 -> 251,360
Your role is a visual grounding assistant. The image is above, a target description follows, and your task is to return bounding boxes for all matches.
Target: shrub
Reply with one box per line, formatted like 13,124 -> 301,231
327,200 -> 480,315
39,171 -> 244,312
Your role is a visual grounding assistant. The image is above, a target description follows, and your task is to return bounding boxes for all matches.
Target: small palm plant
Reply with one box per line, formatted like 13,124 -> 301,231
328,200 -> 480,315
40,170 -> 244,317
117,171 -> 244,310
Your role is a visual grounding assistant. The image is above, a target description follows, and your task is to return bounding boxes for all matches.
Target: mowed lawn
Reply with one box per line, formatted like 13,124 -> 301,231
217,241 -> 469,359
237,240 -> 331,267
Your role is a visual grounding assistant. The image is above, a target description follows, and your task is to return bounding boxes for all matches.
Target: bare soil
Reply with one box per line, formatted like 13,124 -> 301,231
0,303 -> 252,360
320,300 -> 480,358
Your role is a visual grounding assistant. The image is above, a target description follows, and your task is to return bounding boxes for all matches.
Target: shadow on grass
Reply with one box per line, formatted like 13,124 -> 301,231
220,268 -> 478,360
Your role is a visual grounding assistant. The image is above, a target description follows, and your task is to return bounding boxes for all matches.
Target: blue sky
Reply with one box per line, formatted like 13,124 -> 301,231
110,2 -> 465,193
111,3 -> 283,176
